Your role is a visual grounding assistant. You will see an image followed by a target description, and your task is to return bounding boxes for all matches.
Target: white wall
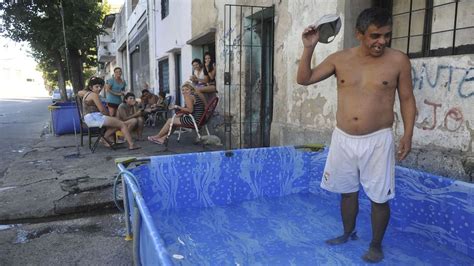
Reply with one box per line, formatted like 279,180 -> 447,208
127,0 -> 147,35
154,0 -> 193,101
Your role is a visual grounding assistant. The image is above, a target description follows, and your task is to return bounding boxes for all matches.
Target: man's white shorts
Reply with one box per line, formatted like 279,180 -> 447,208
84,112 -> 106,128
320,127 -> 395,203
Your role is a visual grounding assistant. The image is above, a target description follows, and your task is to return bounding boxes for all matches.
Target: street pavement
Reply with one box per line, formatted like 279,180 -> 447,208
0,97 -> 224,264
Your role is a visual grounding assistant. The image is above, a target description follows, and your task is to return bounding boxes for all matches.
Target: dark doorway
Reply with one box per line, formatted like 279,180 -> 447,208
158,59 -> 169,94
224,4 -> 274,149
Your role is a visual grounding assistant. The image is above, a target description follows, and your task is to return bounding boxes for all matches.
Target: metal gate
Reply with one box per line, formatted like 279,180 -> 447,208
223,4 -> 275,150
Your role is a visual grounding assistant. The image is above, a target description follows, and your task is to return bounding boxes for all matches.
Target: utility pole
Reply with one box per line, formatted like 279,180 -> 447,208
59,0 -> 72,101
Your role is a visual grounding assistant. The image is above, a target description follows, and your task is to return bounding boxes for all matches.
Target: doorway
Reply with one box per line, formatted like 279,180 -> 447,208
223,4 -> 274,149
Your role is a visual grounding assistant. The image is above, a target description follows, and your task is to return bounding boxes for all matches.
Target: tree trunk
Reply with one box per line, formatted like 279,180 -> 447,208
54,52 -> 68,101
68,48 -> 84,94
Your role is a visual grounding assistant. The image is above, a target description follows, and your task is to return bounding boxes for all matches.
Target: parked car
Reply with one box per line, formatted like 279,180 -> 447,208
51,88 -> 74,102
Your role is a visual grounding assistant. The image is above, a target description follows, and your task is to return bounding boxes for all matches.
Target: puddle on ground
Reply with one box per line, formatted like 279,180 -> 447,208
11,148 -> 26,153
14,229 -> 31,244
0,186 -> 16,192
27,159 -> 52,168
0,224 -> 15,231
14,227 -> 54,244
115,227 -> 127,237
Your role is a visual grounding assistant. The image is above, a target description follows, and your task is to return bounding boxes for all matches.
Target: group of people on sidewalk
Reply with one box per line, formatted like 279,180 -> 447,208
78,53 -> 218,150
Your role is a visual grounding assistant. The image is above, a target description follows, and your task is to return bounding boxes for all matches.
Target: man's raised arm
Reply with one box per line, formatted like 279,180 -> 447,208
297,26 -> 336,85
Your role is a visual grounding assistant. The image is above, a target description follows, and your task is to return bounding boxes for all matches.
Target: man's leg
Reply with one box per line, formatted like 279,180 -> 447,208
136,117 -> 144,140
362,201 -> 390,263
326,191 -> 359,245
124,118 -> 137,131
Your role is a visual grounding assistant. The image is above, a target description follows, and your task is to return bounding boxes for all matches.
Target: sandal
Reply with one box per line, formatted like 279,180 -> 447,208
148,136 -> 164,145
99,138 -> 113,148
128,145 -> 141,150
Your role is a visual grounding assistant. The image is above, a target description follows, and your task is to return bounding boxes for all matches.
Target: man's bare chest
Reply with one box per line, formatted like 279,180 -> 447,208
335,62 -> 399,90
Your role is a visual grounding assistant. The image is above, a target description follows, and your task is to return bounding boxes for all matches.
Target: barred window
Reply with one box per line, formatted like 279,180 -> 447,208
390,0 -> 474,58
158,59 -> 170,94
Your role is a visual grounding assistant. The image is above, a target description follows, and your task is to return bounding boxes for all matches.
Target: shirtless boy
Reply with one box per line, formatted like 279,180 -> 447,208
297,7 -> 416,263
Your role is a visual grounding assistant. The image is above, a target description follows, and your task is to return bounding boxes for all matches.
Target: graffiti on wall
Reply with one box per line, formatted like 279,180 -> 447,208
415,99 -> 464,132
411,63 -> 474,98
219,26 -> 242,57
408,62 -> 472,135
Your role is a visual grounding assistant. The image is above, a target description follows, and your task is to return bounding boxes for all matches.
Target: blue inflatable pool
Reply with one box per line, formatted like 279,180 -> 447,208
116,146 -> 474,265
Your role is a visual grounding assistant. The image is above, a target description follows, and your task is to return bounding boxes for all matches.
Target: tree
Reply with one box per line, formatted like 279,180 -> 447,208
0,0 -> 106,100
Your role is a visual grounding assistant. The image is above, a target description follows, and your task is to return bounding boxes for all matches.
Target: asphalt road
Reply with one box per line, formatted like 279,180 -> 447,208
0,97 -> 51,183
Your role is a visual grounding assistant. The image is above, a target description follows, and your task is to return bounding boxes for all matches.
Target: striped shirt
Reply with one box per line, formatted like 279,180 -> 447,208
180,93 -> 205,127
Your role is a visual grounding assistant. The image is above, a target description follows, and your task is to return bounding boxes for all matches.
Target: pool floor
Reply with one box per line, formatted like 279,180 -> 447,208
153,193 -> 473,265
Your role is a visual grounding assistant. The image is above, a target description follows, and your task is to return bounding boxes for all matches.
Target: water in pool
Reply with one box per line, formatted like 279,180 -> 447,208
153,193 -> 473,265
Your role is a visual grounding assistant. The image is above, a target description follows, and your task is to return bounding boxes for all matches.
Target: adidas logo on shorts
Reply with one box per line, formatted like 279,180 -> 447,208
324,172 -> 330,182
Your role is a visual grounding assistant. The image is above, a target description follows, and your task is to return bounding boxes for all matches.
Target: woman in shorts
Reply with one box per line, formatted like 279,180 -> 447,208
78,76 -> 140,150
104,67 -> 127,117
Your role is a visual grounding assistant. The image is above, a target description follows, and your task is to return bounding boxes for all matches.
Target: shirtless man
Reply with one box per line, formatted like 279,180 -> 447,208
297,8 -> 416,263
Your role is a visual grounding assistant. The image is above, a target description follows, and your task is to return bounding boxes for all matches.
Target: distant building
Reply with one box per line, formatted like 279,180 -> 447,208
0,37 -> 45,98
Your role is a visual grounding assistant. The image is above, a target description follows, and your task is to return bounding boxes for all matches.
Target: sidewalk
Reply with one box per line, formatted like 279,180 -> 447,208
0,125 -> 224,223
0,123 -> 224,264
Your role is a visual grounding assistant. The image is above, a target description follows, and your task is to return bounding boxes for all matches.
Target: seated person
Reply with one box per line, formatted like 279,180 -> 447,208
150,91 -> 167,111
140,89 -> 159,109
201,52 -> 217,93
148,82 -> 206,145
78,77 -> 140,150
190,58 -> 209,86
117,93 -> 145,141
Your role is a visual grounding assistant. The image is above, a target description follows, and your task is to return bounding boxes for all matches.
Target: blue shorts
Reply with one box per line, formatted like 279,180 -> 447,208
84,112 -> 106,128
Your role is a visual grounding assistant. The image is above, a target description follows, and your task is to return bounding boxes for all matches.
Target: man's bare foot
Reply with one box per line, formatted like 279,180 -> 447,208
325,231 -> 358,245
362,243 -> 384,263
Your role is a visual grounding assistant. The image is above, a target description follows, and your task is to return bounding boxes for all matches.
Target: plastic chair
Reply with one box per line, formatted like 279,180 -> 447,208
75,95 -> 115,153
166,97 -> 219,143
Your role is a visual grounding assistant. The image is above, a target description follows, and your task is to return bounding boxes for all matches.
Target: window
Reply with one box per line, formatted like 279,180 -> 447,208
161,0 -> 169,19
158,59 -> 169,94
390,0 -> 474,58
131,0 -> 138,11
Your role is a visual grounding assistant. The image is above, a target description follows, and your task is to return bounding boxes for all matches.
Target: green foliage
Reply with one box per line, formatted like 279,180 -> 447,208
0,0 -> 106,87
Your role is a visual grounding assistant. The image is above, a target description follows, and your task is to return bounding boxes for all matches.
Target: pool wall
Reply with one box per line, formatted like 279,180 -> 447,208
122,146 -> 473,264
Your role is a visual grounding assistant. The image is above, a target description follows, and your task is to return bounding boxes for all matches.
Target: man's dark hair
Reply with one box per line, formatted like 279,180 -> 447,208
113,67 -> 122,72
158,91 -> 166,98
192,58 -> 202,65
141,89 -> 150,95
87,76 -> 104,90
124,92 -> 135,103
356,7 -> 392,34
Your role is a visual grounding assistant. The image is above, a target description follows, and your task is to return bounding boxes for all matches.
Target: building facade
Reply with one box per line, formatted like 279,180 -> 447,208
103,0 -> 474,182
